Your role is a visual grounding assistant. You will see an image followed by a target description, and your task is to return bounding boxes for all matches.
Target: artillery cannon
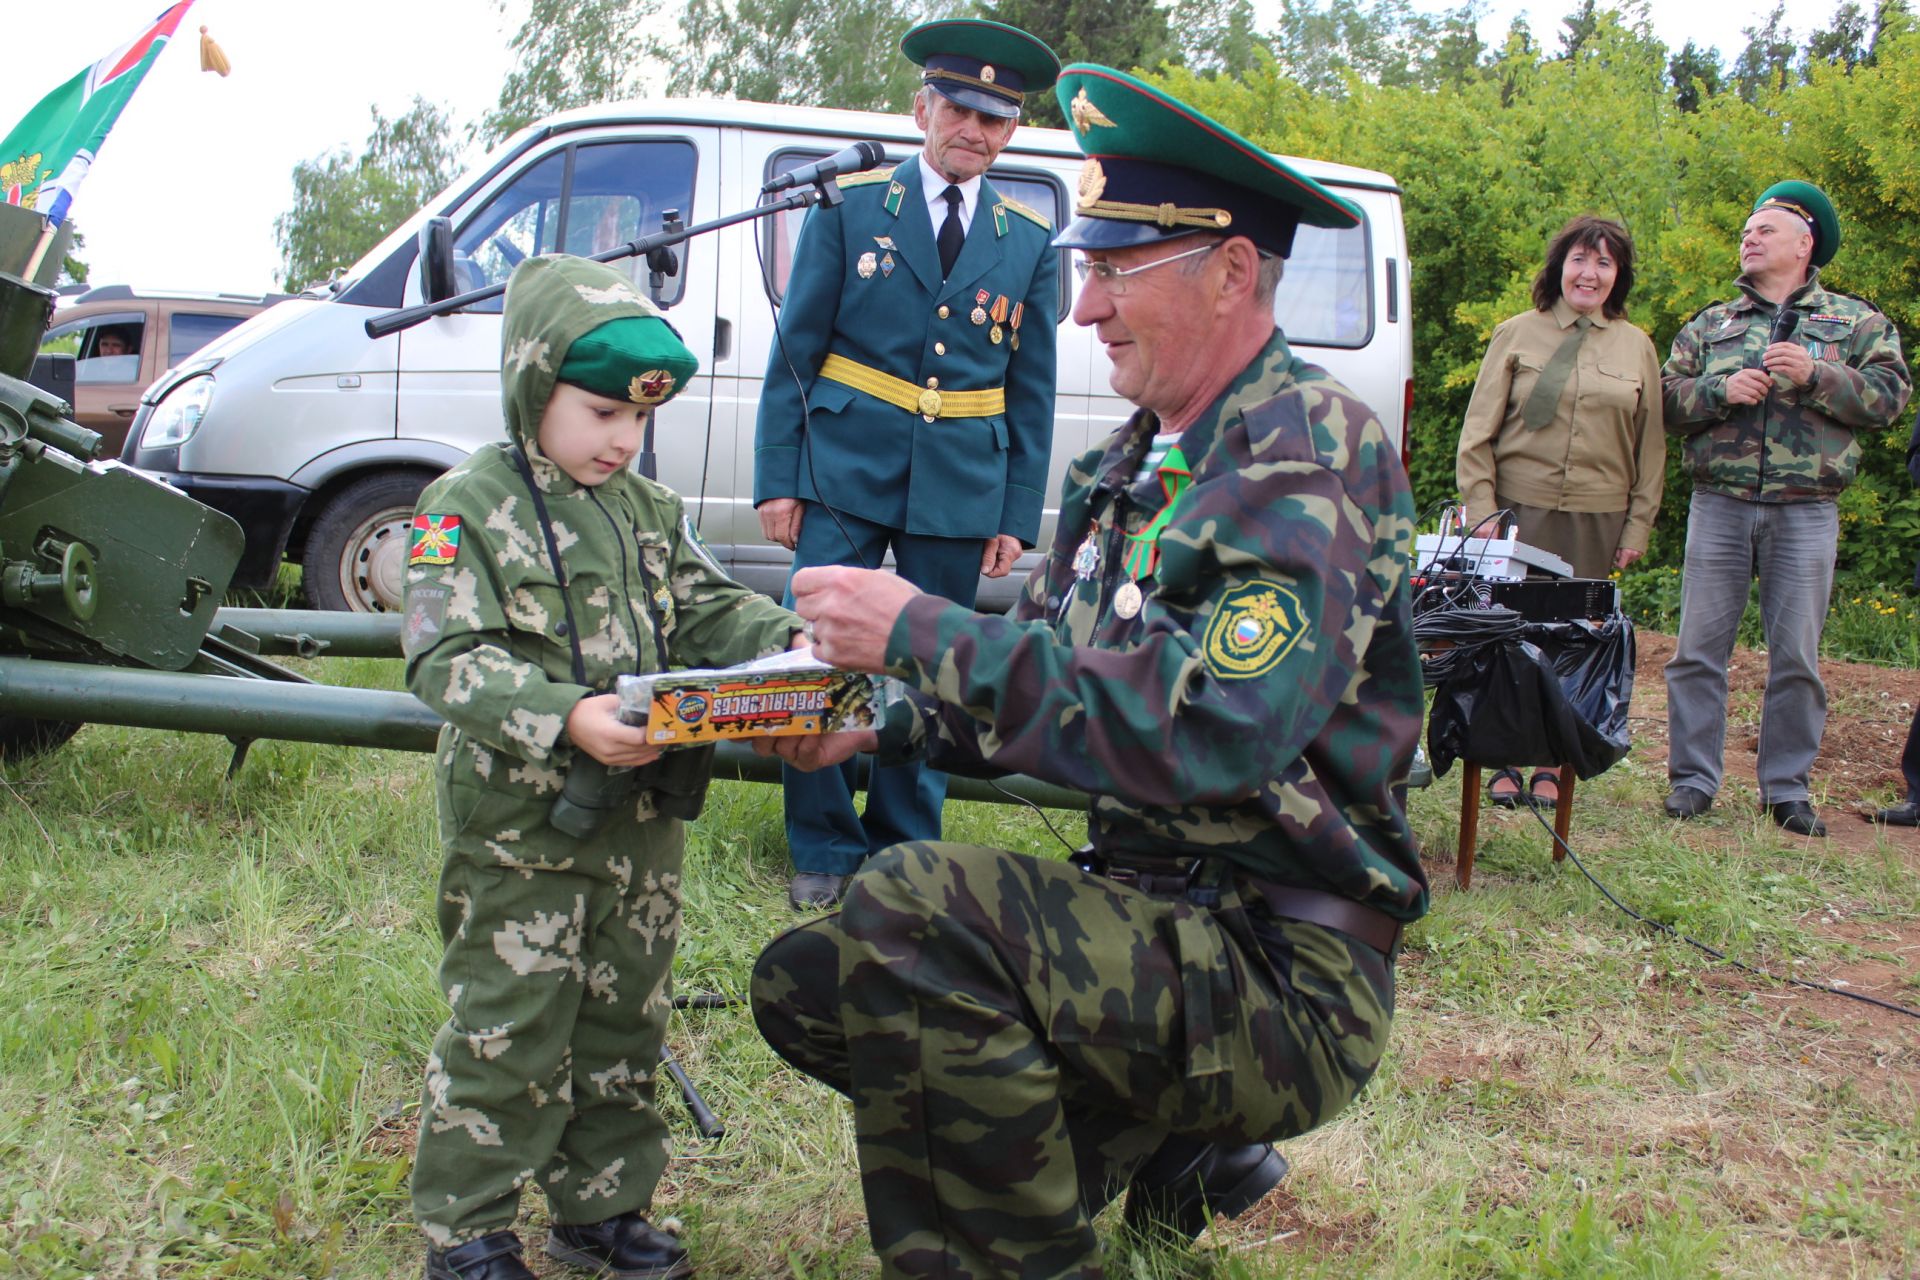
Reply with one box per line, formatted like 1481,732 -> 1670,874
0,201 -> 1079,808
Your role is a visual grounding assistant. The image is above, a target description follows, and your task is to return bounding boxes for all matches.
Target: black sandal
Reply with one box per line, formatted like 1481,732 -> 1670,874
1529,769 -> 1561,811
1488,767 -> 1525,808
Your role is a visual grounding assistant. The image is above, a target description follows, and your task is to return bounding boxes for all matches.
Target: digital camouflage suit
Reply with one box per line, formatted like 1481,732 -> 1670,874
753,327 -> 1428,1279
404,255 -> 799,1247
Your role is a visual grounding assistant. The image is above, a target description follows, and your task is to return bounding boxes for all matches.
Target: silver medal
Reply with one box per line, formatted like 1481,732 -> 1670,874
1114,580 -> 1143,619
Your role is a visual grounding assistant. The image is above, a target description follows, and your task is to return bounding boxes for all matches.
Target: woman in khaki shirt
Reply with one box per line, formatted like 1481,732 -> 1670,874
1455,215 -> 1664,807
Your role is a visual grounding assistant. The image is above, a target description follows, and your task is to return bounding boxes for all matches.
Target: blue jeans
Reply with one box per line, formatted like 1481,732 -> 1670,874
781,505 -> 986,876
1664,490 -> 1838,803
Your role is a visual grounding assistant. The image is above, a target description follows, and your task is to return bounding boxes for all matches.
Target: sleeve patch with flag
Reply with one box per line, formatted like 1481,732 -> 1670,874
409,514 -> 462,565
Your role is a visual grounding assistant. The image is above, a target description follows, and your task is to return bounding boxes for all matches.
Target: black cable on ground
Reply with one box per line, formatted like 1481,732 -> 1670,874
986,776 -> 1084,855
1511,798 -> 1920,1021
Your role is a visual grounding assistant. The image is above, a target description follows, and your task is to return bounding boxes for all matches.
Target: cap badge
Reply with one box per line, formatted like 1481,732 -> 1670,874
1070,88 -> 1116,135
979,64 -> 996,83
1077,158 -> 1107,205
629,370 -> 676,406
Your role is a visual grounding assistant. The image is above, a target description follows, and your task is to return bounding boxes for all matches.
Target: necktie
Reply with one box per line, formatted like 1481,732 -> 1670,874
1521,314 -> 1592,430
937,185 -> 964,279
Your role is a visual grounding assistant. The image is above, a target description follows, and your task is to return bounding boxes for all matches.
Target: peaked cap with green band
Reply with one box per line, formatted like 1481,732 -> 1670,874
1052,64 -> 1360,259
901,18 -> 1060,120
559,314 -> 698,408
1753,179 -> 1840,268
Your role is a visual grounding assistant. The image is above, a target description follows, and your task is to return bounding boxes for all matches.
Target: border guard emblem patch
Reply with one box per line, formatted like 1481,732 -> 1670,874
409,514 -> 462,566
1202,580 -> 1306,679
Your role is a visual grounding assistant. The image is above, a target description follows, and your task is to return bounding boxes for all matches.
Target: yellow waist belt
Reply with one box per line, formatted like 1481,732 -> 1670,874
819,353 -> 1006,421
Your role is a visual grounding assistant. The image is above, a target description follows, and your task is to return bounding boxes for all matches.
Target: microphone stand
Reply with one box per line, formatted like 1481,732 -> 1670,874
364,177 -> 846,340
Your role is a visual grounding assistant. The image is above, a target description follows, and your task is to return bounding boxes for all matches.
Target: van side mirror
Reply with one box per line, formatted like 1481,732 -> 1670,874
418,217 -> 456,305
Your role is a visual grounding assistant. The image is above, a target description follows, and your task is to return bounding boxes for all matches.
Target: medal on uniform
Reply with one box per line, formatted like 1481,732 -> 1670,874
874,235 -> 896,249
1071,532 -> 1099,580
1010,302 -> 1023,350
972,306 -> 988,325
880,252 -> 895,277
990,295 -> 1010,324
857,251 -> 877,279
990,325 -> 1003,344
1113,445 -> 1193,623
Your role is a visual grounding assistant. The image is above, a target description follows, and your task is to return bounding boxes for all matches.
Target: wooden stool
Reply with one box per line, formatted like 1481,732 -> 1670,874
1455,762 -> 1573,890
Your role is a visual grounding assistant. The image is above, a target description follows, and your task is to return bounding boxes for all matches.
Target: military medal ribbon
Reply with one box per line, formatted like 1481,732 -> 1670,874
1120,445 -> 1190,580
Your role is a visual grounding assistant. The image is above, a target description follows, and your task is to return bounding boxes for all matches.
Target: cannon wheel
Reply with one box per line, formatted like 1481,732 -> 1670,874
0,714 -> 83,759
302,471 -> 433,613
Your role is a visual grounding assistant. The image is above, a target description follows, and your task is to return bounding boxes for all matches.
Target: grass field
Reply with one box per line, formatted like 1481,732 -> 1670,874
0,653 -> 1916,1279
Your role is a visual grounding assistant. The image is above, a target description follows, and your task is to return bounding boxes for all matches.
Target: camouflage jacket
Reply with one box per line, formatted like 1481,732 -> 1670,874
1662,270 -> 1911,502
877,329 -> 1429,921
404,256 -> 799,802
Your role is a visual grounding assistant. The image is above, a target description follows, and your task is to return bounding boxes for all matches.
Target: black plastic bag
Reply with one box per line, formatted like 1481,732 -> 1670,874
1426,616 -> 1635,780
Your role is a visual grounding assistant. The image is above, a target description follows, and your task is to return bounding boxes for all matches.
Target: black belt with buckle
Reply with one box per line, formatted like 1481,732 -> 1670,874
1081,847 -> 1402,955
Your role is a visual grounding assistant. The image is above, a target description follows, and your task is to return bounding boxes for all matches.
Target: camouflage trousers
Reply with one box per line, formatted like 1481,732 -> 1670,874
750,842 -> 1396,1280
411,775 -> 686,1248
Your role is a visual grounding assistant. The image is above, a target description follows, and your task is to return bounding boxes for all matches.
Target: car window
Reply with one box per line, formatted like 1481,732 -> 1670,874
168,312 -> 249,365
453,139 -> 699,312
1271,218 -> 1373,349
43,311 -> 146,385
759,148 -> 1072,320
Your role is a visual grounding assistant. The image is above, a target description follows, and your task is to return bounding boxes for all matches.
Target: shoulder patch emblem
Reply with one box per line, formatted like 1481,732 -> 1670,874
836,166 -> 897,189
1202,580 -> 1307,680
999,196 -> 1052,230
410,514 -> 462,566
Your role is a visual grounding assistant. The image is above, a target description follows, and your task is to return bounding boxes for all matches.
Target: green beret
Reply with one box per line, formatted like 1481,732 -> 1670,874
1051,64 -> 1360,260
558,314 -> 698,408
901,18 -> 1060,120
1754,180 -> 1840,268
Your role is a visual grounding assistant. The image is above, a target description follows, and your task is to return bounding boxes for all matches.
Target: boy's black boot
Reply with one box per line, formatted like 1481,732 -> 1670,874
546,1211 -> 693,1279
424,1230 -> 536,1280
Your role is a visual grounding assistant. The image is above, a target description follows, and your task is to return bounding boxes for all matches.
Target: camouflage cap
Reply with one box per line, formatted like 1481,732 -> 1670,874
901,18 -> 1061,120
558,314 -> 698,408
1754,180 -> 1840,268
1051,64 -> 1360,259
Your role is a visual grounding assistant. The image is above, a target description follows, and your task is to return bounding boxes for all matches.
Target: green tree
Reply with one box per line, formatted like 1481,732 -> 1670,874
1667,39 -> 1722,111
486,0 -> 661,144
977,0 -> 1176,126
1732,4 -> 1797,100
1806,1 -> 1874,71
1169,0 -> 1265,80
669,0 -> 947,112
273,98 -> 461,293
59,225 -> 87,288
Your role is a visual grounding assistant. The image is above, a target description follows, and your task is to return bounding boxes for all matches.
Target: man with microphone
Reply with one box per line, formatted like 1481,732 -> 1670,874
1661,181 -> 1910,835
754,19 -> 1061,908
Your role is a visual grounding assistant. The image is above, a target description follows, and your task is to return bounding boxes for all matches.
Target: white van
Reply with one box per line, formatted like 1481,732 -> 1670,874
124,98 -> 1413,612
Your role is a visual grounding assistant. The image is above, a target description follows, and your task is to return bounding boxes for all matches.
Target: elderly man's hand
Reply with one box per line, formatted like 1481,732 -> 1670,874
791,566 -> 920,672
1722,368 -> 1774,406
980,534 -> 1022,579
758,498 -> 805,550
751,729 -> 877,770
1762,340 -> 1816,389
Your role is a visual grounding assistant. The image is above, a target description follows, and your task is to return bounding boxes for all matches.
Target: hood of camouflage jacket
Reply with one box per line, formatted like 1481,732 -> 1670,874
499,254 -> 675,494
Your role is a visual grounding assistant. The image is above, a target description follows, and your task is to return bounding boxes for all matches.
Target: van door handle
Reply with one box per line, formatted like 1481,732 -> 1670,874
110,405 -> 137,417
1385,259 -> 1399,324
714,317 -> 733,363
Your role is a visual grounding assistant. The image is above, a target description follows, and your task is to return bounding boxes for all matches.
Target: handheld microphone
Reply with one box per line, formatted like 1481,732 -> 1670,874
1769,307 -> 1800,346
763,141 -> 889,194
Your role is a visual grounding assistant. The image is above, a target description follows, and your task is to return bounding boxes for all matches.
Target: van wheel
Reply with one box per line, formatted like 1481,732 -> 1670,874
0,714 -> 83,760
303,473 -> 431,613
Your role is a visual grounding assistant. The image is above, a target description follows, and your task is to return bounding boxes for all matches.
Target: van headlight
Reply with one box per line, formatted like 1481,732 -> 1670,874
141,374 -> 215,448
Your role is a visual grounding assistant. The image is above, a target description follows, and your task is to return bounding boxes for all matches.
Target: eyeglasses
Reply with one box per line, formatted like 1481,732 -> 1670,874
1073,242 -> 1220,295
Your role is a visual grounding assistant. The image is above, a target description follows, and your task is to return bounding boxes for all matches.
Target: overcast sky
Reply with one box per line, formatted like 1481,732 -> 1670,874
3,0 -> 1846,295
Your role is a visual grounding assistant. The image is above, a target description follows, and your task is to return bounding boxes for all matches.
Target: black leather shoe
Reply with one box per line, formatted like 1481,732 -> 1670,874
547,1212 -> 692,1279
788,872 -> 851,910
425,1231 -> 536,1280
1768,800 -> 1827,837
1871,799 -> 1920,827
1663,786 -> 1713,820
1122,1138 -> 1289,1242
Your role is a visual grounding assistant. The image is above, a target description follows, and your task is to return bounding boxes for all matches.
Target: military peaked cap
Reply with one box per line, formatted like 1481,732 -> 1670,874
1051,64 -> 1360,260
901,19 -> 1061,120
559,314 -> 698,409
1754,180 -> 1840,268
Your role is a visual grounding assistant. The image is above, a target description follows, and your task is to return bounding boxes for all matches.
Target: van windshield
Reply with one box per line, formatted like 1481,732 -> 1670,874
452,139 -> 699,310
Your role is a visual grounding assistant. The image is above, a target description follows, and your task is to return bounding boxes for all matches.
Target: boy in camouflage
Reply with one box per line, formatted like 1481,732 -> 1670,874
402,254 -> 803,1280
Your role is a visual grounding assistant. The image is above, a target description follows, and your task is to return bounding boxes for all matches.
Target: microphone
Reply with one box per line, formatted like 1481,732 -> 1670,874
763,141 -> 889,194
1769,307 -> 1800,346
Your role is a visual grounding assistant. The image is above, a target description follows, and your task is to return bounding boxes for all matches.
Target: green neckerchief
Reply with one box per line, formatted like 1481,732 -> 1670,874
1121,444 -> 1191,579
